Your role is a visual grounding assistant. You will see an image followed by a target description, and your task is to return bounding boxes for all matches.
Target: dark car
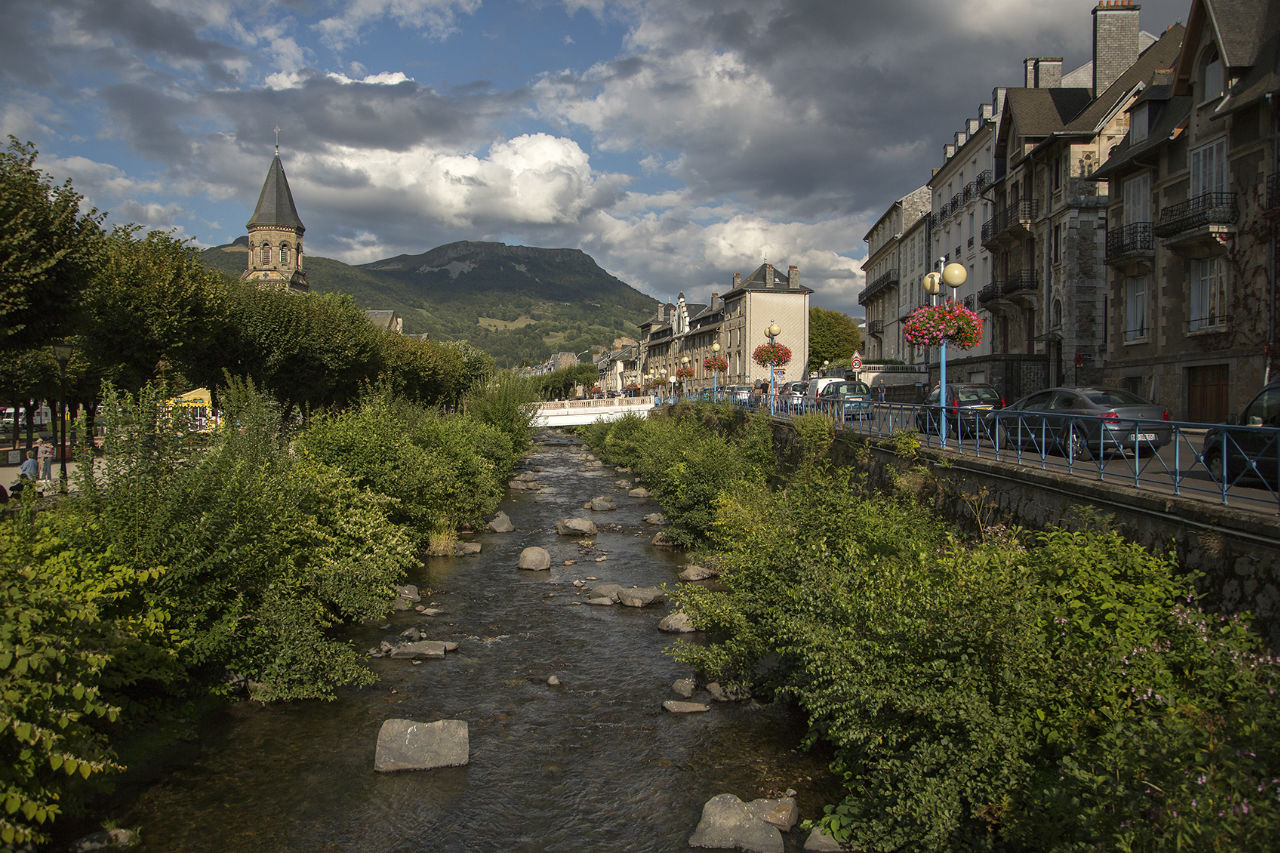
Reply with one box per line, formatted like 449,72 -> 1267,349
816,379 -> 872,420
915,383 -> 1005,437
999,387 -> 1170,459
1201,380 -> 1280,487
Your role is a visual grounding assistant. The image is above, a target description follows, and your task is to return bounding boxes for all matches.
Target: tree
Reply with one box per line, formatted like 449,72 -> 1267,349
807,306 -> 863,373
0,139 -> 103,351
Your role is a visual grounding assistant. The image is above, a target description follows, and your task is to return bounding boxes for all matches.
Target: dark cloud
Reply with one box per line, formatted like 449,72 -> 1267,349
100,84 -> 197,161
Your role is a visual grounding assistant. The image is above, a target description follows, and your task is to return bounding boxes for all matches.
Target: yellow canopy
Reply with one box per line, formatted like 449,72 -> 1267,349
169,388 -> 212,408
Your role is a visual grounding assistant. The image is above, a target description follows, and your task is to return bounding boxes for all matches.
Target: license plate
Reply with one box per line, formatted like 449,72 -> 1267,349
1136,433 -> 1157,441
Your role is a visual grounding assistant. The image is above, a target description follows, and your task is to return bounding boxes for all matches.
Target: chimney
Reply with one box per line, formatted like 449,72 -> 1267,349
788,266 -> 798,289
733,272 -> 741,287
765,263 -> 774,288
944,143 -> 956,159
1024,57 -> 1063,88
967,118 -> 980,135
1093,1 -> 1141,97
954,131 -> 967,147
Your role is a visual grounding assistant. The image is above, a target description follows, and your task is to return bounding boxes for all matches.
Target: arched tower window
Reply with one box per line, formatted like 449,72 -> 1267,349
280,244 -> 290,266
260,244 -> 272,266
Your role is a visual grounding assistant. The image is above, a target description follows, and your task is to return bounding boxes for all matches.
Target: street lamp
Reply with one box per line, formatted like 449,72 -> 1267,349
711,341 -> 721,400
51,343 -> 72,492
921,258 -> 967,448
765,321 -> 781,413
680,355 -> 690,397
660,367 -> 668,405
822,359 -> 829,376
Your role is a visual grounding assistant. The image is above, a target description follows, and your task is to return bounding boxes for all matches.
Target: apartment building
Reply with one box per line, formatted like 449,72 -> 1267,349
1092,0 -> 1279,420
859,186 -> 930,361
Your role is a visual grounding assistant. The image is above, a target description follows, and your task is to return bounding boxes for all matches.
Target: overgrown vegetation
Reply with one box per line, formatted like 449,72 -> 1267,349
579,403 -> 1280,851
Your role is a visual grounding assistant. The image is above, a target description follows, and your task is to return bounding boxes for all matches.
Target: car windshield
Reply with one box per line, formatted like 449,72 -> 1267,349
955,386 -> 1001,404
1084,389 -> 1149,406
826,381 -> 869,397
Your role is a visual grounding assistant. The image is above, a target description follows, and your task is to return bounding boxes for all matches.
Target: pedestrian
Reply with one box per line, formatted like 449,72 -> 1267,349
13,449 -> 39,495
37,436 -> 55,480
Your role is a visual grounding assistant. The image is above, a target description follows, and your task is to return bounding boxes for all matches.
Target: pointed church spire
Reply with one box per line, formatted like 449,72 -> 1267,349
247,152 -> 305,233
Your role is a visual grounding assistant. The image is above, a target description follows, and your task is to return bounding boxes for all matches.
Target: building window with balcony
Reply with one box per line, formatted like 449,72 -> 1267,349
1124,275 -> 1148,341
1191,138 -> 1227,197
1189,257 -> 1227,331
1124,173 -> 1150,225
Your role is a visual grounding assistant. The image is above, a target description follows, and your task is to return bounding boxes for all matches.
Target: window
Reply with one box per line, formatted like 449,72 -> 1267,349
1123,173 -> 1150,225
1189,257 -> 1226,331
1052,226 -> 1061,263
1130,103 -> 1148,144
1125,275 -> 1148,341
1190,138 -> 1227,196
1201,47 -> 1224,102
1052,299 -> 1063,329
259,244 -> 271,266
280,244 -> 290,265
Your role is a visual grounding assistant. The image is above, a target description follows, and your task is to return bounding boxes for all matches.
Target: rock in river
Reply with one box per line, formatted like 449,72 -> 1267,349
588,496 -> 616,511
556,517 -> 598,536
658,611 -> 696,632
487,511 -> 515,533
628,487 -> 652,498
663,700 -> 711,714
374,719 -> 469,772
688,793 -> 783,853
518,546 -> 552,570
616,586 -> 665,608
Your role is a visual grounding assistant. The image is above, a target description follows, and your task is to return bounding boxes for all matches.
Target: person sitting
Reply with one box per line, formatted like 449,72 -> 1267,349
12,450 -> 39,496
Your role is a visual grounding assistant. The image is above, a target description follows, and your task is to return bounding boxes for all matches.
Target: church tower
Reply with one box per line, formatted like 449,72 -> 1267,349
243,137 -> 308,292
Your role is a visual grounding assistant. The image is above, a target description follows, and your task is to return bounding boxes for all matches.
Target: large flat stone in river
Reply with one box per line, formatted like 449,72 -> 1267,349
374,719 -> 469,772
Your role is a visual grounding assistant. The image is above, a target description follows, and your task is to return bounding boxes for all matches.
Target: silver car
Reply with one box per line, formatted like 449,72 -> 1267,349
1000,386 -> 1171,459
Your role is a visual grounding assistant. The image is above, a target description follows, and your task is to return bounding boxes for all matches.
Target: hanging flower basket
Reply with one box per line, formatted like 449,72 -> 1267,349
703,355 -> 728,372
903,303 -> 984,350
674,365 -> 695,379
752,342 -> 792,367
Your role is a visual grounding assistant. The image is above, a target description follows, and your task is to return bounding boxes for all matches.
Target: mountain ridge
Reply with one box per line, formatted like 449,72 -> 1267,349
201,240 -> 658,366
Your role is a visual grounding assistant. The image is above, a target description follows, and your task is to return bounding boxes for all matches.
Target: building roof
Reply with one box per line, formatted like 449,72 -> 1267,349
247,154 -> 305,232
1002,87 -> 1095,138
1059,24 -> 1185,133
724,263 -> 814,297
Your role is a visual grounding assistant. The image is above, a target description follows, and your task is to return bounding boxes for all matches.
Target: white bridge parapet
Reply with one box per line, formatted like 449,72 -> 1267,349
534,396 -> 657,427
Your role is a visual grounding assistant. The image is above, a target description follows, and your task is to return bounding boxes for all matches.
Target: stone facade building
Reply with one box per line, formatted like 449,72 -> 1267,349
638,263 -> 811,391
859,186 -> 931,362
1092,0 -> 1280,420
243,147 -> 308,292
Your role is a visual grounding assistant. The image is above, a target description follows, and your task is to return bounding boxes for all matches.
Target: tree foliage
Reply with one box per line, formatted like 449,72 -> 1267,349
0,138 -> 103,352
807,305 -> 863,373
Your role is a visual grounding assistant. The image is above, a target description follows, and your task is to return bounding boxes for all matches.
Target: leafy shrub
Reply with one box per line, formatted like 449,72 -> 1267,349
463,370 -> 539,457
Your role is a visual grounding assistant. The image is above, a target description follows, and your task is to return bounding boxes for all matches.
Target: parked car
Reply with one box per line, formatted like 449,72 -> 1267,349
804,377 -> 846,408
999,387 -> 1170,458
816,379 -> 873,420
724,384 -> 752,404
1201,379 -> 1280,486
781,381 -> 809,411
915,383 -> 1005,437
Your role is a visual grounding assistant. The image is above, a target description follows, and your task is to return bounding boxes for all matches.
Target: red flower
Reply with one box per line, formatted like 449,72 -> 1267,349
753,342 -> 792,367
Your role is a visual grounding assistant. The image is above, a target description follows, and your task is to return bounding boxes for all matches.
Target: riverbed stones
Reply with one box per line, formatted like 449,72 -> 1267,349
486,511 -> 514,533
672,678 -> 696,698
616,586 -> 665,607
453,541 -> 482,556
688,793 -> 784,853
588,582 -> 623,601
374,719 -> 469,772
68,828 -> 139,851
547,675 -> 561,687
588,496 -> 616,511
556,517 -> 597,536
585,596 -> 615,606
389,640 -> 447,660
657,610 -> 696,632
396,584 -> 421,602
663,700 -> 711,713
628,487 -> 651,498
679,564 -> 717,581
642,512 -> 667,525
747,796 -> 799,832
705,681 -> 749,702
651,531 -> 677,548
518,547 -> 552,570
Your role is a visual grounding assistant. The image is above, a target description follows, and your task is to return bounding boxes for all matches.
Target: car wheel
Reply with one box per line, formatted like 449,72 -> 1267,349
1202,446 -> 1228,481
1061,427 -> 1094,461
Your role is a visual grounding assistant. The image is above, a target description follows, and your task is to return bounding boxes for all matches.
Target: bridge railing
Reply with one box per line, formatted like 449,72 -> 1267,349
658,391 -> 1280,514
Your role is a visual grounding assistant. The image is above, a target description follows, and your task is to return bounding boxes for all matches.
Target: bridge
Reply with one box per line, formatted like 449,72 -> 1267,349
534,396 -> 657,427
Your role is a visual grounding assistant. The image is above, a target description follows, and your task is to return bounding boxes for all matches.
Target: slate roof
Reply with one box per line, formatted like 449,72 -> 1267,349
247,155 -> 305,232
1060,24 -> 1185,133
725,263 -> 814,296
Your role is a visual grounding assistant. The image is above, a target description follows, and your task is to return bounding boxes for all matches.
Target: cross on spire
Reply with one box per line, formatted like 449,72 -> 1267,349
274,126 -> 281,155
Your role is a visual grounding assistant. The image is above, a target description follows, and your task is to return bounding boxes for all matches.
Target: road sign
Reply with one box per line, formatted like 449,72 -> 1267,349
851,351 -> 863,371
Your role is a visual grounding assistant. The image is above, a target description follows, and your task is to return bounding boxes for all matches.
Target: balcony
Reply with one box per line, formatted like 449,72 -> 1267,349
857,268 -> 899,306
976,169 -> 993,191
939,201 -> 952,220
981,200 -> 1039,248
951,192 -> 963,211
1154,191 -> 1238,254
1001,270 -> 1039,299
867,319 -> 885,336
963,182 -> 976,203
1106,222 -> 1154,266
977,282 -> 1003,307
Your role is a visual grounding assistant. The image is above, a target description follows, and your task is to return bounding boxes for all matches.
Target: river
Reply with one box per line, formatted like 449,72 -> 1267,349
123,432 -> 836,852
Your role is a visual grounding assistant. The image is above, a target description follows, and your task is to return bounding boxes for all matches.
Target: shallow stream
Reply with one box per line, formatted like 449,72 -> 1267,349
124,432 -> 835,851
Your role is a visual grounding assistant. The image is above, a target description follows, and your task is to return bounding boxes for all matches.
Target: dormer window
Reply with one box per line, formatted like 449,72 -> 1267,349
1130,103 -> 1148,144
1200,47 -> 1224,103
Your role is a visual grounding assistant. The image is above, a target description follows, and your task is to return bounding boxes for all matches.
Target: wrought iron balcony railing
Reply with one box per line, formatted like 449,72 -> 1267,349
977,282 -> 1001,305
976,169 -> 993,190
867,319 -> 885,335
857,268 -> 899,305
1106,222 -> 1154,259
1001,270 -> 1039,297
1154,191 -> 1238,237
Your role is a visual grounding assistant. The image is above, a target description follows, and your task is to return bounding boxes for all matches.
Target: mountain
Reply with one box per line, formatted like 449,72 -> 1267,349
201,239 -> 658,366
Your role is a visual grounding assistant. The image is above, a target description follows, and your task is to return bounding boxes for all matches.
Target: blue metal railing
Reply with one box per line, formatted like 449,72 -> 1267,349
665,392 -> 1280,514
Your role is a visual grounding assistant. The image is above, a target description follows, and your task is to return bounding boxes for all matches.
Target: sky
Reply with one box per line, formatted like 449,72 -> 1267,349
1,0 -> 1192,317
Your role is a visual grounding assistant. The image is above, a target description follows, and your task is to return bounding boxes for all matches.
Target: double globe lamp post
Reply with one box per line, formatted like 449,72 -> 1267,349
680,355 -> 690,398
921,259 -> 968,449
710,341 -> 721,400
764,321 -> 781,414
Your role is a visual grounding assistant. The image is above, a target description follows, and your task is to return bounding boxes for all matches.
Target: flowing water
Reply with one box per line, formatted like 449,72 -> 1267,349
124,433 -> 836,852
